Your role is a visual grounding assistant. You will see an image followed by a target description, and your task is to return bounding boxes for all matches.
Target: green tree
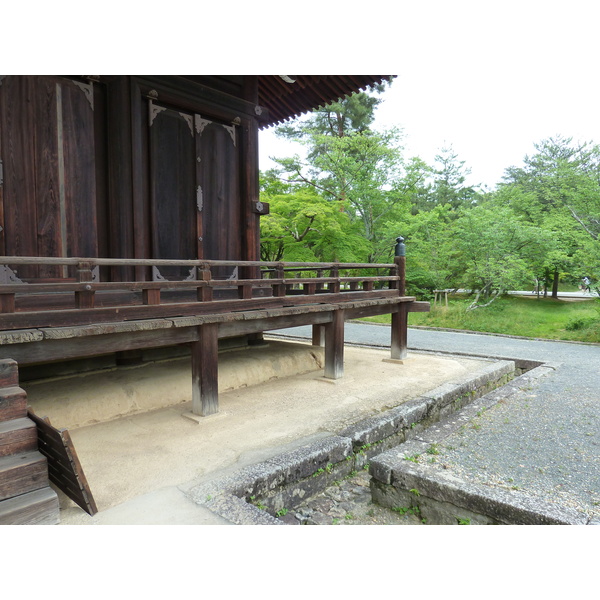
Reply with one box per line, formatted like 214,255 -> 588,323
500,135 -> 600,294
431,145 -> 479,210
408,145 -> 480,214
259,173 -> 368,263
270,86 -> 419,263
398,204 -> 461,296
453,204 -> 550,309
276,84 -> 391,142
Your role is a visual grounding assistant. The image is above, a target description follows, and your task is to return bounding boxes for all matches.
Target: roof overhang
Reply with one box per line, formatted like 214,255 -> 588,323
257,75 -> 396,128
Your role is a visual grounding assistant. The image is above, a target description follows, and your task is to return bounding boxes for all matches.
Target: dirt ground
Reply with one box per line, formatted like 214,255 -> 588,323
24,340 -> 491,525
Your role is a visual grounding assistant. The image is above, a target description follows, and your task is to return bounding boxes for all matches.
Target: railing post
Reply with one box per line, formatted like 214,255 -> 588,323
198,263 -> 213,302
394,236 -> 406,296
273,263 -> 286,297
75,261 -> 95,309
330,264 -> 340,293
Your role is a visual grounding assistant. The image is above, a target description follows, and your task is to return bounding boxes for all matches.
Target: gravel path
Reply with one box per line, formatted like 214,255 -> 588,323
271,323 -> 600,521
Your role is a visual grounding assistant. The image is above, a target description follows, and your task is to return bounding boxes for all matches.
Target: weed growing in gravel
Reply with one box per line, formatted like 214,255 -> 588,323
391,506 -> 421,516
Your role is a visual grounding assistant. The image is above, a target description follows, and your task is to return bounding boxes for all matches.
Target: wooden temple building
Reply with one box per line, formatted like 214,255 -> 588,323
0,75 -> 429,523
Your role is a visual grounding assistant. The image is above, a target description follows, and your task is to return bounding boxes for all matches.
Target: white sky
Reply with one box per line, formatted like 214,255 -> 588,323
8,1 -> 598,193
258,1 -> 600,190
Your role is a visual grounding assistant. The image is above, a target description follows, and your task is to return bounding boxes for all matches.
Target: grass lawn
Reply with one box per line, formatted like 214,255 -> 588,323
359,295 -> 600,343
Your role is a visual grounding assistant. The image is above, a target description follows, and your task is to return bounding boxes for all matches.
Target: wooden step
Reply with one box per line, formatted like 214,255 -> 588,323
0,451 -> 49,502
0,417 -> 38,457
0,486 -> 59,525
0,386 -> 28,422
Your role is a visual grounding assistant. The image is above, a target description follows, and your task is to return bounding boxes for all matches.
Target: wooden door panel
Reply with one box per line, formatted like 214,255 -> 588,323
196,117 -> 240,279
149,105 -> 196,280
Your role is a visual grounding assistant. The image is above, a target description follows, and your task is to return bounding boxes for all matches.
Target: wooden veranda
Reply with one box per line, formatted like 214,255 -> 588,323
0,255 -> 428,416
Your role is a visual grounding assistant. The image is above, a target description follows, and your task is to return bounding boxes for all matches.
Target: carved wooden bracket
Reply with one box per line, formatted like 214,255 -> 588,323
72,80 -> 94,110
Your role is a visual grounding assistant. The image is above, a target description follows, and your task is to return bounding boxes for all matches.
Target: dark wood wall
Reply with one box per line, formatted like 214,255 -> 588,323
0,75 -> 262,282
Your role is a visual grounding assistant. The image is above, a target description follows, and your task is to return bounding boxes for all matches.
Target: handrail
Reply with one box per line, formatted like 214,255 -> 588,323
0,256 -> 405,330
0,256 -> 395,270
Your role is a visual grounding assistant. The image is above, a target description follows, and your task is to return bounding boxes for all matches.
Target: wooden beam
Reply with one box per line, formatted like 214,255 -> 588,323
324,309 -> 344,379
219,311 -> 332,338
191,323 -> 219,416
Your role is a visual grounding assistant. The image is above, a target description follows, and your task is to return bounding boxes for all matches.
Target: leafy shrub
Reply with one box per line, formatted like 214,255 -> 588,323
565,317 -> 597,331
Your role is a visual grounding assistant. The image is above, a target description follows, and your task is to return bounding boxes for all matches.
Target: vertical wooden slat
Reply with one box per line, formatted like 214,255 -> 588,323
324,309 -> 344,379
0,294 -> 15,313
191,323 -> 219,416
75,261 -> 95,308
142,288 -> 161,305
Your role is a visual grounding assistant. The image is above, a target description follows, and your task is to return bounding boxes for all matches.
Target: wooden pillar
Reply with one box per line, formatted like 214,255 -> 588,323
324,309 -> 344,379
191,323 -> 219,416
391,303 -> 408,360
312,324 -> 325,347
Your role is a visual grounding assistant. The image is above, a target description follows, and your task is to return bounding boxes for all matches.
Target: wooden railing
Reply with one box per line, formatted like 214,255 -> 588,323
0,257 -> 406,331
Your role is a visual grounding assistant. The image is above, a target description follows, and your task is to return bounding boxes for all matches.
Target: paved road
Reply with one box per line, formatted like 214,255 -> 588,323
272,323 -> 600,520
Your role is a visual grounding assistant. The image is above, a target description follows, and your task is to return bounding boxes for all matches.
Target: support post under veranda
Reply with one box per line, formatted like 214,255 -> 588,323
391,236 -> 408,360
191,323 -> 219,416
324,309 -> 345,379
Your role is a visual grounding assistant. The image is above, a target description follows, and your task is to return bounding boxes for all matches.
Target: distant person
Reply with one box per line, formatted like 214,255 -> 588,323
581,276 -> 591,293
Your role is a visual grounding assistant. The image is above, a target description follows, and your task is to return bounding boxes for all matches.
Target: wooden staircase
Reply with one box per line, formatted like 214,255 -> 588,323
0,359 -> 59,525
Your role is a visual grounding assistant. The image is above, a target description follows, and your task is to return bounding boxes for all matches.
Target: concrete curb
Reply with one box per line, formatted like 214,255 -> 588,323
370,460 -> 589,525
369,363 -> 596,525
187,356 -> 526,525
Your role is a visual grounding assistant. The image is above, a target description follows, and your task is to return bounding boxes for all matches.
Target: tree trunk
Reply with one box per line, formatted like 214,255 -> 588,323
551,269 -> 559,299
